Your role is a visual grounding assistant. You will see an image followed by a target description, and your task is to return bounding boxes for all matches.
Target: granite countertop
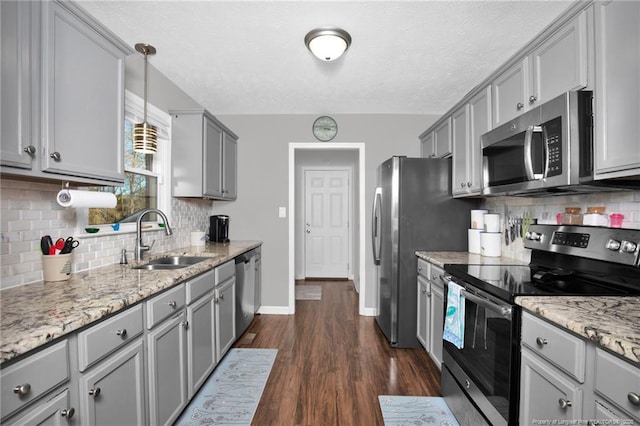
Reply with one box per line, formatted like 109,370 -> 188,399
0,241 -> 261,365
415,251 -> 528,268
516,296 -> 640,366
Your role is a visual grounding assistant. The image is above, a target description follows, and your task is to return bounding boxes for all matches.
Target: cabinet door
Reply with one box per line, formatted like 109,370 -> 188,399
520,348 -> 583,424
40,1 -> 125,183
420,131 -> 434,158
433,118 -> 452,158
0,0 -> 36,169
468,87 -> 491,195
203,117 -> 223,198
222,133 -> 237,200
79,339 -> 146,426
530,11 -> 588,107
593,0 -> 640,177
451,104 -> 469,196
215,278 -> 236,361
147,312 -> 188,426
416,276 -> 429,349
492,58 -> 528,126
6,389 -> 74,426
186,292 -> 217,399
428,277 -> 444,370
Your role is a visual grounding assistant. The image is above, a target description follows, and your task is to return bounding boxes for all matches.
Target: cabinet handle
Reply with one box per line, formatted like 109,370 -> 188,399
23,145 -> 36,156
467,181 -> 472,187
516,102 -> 524,110
418,266 -> 423,272
529,95 -> 538,104
116,328 -> 127,337
219,294 -> 224,300
49,152 -> 61,161
13,383 -> 31,397
421,288 -> 427,294
629,392 -> 640,406
558,398 -> 572,409
60,408 -> 75,419
535,337 -> 548,348
460,182 -> 465,188
88,387 -> 101,398
182,321 -> 189,329
168,301 -> 177,308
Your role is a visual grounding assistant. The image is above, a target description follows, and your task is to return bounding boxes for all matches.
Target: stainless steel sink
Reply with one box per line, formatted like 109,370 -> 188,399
148,256 -> 210,266
131,256 -> 210,270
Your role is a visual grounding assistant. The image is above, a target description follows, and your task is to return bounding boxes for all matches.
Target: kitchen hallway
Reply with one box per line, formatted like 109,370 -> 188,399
233,280 -> 441,425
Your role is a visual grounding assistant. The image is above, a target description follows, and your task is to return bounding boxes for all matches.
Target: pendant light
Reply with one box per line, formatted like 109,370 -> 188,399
134,43 -> 157,154
304,27 -> 352,61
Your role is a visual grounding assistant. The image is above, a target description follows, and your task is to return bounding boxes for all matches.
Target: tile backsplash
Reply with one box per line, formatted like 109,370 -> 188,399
481,189 -> 640,262
1,178 -> 214,289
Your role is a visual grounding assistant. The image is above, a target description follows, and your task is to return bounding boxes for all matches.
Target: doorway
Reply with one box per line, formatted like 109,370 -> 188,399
288,143 -> 366,315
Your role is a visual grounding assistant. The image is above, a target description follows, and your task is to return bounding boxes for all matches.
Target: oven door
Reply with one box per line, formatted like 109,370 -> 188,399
442,277 -> 520,426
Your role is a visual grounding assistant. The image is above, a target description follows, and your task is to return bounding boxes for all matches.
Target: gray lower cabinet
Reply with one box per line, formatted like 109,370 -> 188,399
0,0 -> 129,185
186,269 -> 218,399
416,258 -> 445,369
5,388 -> 74,426
78,339 -> 146,425
171,109 -> 238,200
215,261 -> 237,361
146,285 -> 188,426
520,311 -> 640,424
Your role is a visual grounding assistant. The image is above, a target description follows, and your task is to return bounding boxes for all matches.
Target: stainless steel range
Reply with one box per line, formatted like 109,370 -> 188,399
441,224 -> 640,425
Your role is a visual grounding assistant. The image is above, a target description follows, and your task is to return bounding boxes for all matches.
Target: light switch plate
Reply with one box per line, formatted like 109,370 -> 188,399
279,207 -> 286,218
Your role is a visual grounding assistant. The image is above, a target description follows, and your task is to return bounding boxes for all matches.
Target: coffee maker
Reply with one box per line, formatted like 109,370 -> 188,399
209,215 -> 230,243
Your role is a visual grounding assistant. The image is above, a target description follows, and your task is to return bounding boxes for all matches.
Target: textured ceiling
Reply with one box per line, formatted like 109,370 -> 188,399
78,0 -> 573,115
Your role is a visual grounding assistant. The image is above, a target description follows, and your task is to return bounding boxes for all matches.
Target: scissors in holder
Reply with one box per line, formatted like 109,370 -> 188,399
60,237 -> 79,254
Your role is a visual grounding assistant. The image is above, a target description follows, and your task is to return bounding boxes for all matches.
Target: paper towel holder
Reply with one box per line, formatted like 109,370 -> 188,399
58,182 -> 72,204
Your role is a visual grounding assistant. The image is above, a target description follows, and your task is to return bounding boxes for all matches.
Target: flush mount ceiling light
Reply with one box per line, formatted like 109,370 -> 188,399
134,43 -> 157,154
304,27 -> 352,61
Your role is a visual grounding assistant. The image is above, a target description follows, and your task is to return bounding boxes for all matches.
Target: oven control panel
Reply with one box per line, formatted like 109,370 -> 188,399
525,224 -> 640,266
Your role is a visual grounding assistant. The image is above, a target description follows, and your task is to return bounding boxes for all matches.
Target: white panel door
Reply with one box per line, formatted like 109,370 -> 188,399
304,170 -> 349,278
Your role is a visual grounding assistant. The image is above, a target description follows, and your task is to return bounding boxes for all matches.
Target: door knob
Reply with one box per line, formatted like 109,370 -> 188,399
60,408 -> 75,418
116,329 -> 127,337
13,383 -> 31,397
516,102 -> 524,110
23,145 -> 36,156
50,152 -> 61,161
89,387 -> 101,398
558,398 -> 572,409
306,229 -> 311,233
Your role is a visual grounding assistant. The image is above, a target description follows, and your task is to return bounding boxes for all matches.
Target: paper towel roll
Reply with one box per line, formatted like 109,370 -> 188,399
57,190 -> 117,208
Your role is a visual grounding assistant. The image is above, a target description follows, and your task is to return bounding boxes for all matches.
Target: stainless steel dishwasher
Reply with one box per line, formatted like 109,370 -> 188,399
235,251 -> 255,337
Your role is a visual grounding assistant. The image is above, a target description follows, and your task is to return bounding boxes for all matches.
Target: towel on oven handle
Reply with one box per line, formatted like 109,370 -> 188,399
443,281 -> 465,349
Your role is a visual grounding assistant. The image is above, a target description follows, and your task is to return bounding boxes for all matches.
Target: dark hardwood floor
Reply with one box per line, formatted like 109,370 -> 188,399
233,280 -> 441,425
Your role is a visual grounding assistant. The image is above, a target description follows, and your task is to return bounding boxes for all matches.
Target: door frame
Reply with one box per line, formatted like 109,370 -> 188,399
301,166 -> 353,279
288,142 -> 366,315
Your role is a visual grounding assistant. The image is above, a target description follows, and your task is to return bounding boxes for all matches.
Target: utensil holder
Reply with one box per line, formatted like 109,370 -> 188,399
43,254 -> 72,282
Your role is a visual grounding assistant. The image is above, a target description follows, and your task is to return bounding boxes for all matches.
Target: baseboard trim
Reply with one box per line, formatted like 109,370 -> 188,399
257,305 -> 292,315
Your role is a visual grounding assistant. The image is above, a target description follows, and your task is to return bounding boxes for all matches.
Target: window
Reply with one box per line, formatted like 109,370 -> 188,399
85,91 -> 170,227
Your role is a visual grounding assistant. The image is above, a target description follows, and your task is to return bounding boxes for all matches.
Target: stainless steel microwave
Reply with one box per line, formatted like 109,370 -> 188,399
481,91 -> 598,196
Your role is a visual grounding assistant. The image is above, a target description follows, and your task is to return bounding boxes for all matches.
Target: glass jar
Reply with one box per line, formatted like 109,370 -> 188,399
562,207 -> 583,225
584,206 -> 608,227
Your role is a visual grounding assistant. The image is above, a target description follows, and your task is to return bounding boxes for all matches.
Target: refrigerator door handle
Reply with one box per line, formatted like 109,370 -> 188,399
371,187 -> 382,265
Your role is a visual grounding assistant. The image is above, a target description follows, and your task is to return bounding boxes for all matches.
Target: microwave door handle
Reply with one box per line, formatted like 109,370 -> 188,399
542,125 -> 550,179
524,125 -> 536,180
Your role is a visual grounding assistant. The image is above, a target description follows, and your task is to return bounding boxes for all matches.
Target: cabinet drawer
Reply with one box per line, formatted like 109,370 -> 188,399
594,348 -> 640,421
78,304 -> 143,371
147,285 -> 185,329
186,268 -> 216,305
417,258 -> 430,279
1,340 -> 69,420
215,260 -> 235,284
521,312 -> 586,382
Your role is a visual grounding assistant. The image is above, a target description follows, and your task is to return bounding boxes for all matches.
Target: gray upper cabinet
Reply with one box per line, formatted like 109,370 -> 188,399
171,109 -> 238,200
492,10 -> 588,127
593,0 -> 640,178
419,130 -> 434,158
1,1 -> 130,185
0,1 -> 37,170
419,118 -> 451,159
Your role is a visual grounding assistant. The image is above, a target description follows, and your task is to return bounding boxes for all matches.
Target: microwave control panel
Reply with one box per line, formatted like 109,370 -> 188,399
544,117 -> 562,177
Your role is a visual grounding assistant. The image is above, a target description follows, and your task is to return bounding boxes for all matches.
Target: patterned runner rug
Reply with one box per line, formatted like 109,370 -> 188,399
378,395 -> 460,425
295,284 -> 322,300
176,348 -> 277,425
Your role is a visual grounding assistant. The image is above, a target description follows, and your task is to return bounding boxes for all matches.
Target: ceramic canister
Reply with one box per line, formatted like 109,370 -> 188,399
483,213 -> 501,233
468,229 -> 482,254
480,232 -> 502,257
470,209 -> 489,229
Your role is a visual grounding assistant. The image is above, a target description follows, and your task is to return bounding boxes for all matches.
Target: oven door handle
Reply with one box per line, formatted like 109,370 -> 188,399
460,289 -> 512,318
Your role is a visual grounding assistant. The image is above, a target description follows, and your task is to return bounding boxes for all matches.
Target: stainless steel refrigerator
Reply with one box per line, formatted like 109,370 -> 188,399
372,156 -> 478,348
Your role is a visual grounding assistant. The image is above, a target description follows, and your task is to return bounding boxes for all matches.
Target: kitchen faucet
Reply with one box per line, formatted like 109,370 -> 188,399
134,208 -> 173,260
